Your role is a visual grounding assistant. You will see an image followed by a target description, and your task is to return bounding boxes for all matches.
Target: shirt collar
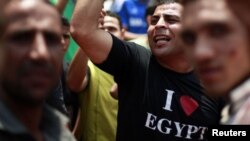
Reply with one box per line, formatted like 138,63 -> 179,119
0,100 -> 68,136
229,78 -> 250,113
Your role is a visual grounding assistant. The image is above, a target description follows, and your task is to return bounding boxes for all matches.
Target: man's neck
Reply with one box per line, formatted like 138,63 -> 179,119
156,53 -> 193,73
0,89 -> 44,140
11,103 -> 43,131
14,105 -> 44,141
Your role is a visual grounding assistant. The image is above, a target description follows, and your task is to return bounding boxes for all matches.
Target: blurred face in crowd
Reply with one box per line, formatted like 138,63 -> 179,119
148,3 -> 183,59
181,0 -> 250,96
1,0 -> 63,105
62,23 -> 70,52
99,15 -> 125,40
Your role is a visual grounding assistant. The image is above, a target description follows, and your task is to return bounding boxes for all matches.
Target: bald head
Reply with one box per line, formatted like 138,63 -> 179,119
4,0 -> 60,27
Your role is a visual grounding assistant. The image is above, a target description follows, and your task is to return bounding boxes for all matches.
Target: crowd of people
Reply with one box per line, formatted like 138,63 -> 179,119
0,0 -> 250,141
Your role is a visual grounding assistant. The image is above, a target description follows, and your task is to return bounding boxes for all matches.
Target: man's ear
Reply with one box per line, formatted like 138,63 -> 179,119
121,28 -> 126,40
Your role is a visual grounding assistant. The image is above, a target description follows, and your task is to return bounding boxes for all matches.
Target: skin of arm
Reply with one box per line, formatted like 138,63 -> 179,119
67,48 -> 89,93
110,83 -> 118,100
70,0 -> 113,64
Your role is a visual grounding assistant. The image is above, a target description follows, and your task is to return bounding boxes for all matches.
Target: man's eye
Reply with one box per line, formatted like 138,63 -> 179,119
209,24 -> 229,38
45,32 -> 61,48
150,18 -> 159,25
168,19 -> 178,24
107,27 -> 117,33
166,18 -> 180,24
9,32 -> 33,45
181,31 -> 197,46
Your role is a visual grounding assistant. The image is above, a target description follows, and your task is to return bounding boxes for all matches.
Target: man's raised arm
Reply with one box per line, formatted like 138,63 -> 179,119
70,0 -> 113,64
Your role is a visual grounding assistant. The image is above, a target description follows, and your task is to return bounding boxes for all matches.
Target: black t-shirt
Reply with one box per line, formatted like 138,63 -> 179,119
97,35 -> 221,141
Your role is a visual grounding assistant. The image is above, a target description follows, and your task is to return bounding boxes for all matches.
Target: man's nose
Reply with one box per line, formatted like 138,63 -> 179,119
155,17 -> 169,29
29,33 -> 50,60
194,36 -> 215,62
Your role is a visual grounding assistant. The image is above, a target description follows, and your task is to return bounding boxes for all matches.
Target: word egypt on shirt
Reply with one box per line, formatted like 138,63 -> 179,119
144,89 -> 207,140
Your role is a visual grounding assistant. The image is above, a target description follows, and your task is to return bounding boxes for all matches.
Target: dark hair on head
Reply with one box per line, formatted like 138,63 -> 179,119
105,10 -> 123,29
61,16 -> 70,27
145,5 -> 156,17
150,0 -> 183,14
152,0 -> 183,11
156,0 -> 182,5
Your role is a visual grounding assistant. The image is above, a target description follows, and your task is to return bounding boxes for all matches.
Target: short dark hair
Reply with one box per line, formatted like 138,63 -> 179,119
105,10 -> 123,29
156,0 -> 182,5
152,0 -> 183,12
145,5 -> 156,17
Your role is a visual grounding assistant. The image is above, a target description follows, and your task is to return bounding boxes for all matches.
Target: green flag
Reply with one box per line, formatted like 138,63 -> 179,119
51,0 -> 78,62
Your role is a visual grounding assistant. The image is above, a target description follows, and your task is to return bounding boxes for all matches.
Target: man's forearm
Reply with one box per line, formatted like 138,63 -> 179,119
67,48 -> 89,93
71,0 -> 103,37
70,0 -> 113,64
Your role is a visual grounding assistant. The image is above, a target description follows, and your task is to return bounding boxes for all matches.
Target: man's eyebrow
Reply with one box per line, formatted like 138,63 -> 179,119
152,15 -> 160,18
164,14 -> 180,19
152,14 -> 180,18
200,21 -> 229,30
6,28 -> 34,36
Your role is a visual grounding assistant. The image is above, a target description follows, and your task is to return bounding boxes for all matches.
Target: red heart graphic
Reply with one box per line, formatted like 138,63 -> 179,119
180,95 -> 199,116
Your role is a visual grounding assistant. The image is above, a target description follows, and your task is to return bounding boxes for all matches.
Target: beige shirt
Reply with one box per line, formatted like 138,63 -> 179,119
220,78 -> 250,124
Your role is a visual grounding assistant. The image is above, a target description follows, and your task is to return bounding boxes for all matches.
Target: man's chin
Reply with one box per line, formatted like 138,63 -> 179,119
2,80 -> 51,106
22,98 -> 45,107
25,89 -> 50,104
205,86 -> 229,98
11,89 -> 49,107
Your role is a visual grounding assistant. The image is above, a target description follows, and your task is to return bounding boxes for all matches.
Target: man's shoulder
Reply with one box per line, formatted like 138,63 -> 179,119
111,34 -> 151,57
43,105 -> 76,140
44,104 -> 69,124
0,100 -> 27,133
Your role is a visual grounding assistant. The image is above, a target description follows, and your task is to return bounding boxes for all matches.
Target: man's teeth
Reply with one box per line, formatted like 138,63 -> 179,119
155,36 -> 170,42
